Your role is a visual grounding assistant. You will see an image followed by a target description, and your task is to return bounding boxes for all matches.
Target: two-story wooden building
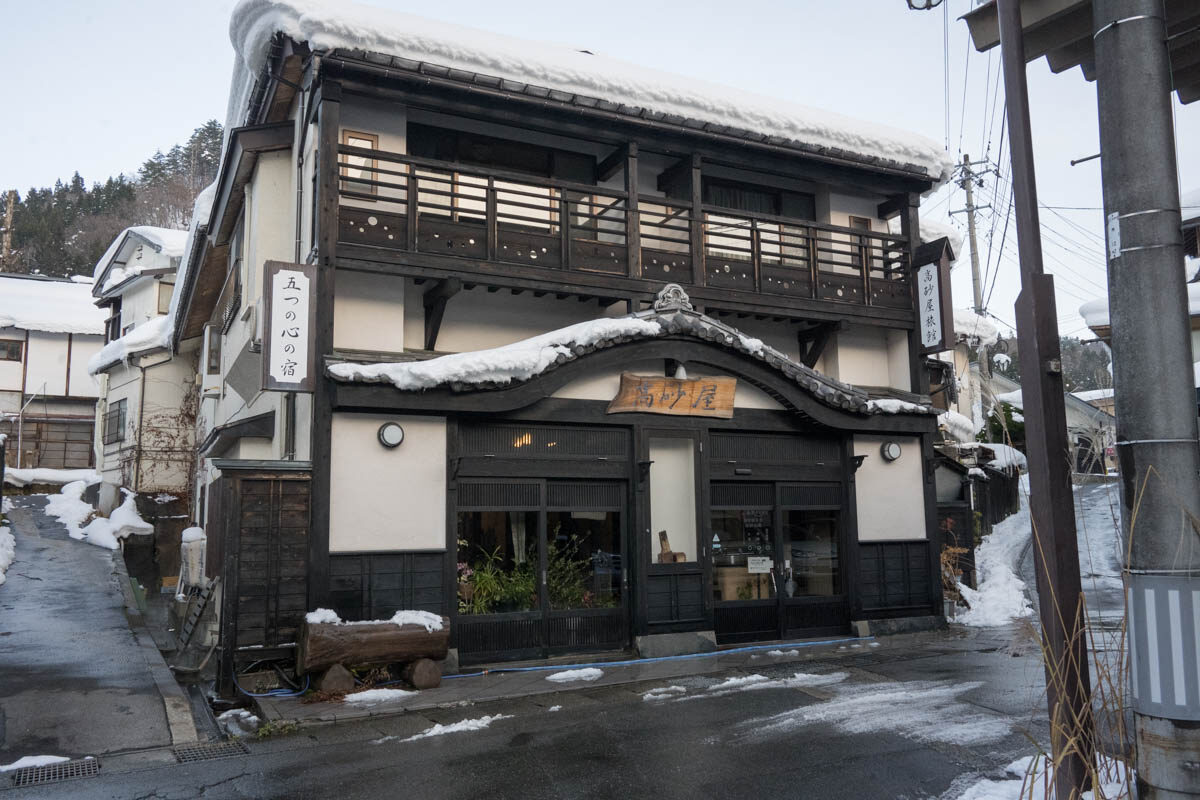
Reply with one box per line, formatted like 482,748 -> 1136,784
175,0 -> 957,676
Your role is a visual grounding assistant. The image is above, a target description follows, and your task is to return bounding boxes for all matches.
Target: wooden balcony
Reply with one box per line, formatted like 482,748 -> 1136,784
332,145 -> 914,322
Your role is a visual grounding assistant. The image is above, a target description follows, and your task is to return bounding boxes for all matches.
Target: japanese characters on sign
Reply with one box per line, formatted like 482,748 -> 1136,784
607,373 -> 736,418
263,261 -> 317,392
915,251 -> 953,354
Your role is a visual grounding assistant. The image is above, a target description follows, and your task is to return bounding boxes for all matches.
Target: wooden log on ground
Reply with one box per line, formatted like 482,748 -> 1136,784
400,658 -> 442,689
297,617 -> 450,675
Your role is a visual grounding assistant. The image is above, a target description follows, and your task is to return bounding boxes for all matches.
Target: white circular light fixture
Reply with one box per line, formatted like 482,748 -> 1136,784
377,422 -> 405,449
880,441 -> 902,462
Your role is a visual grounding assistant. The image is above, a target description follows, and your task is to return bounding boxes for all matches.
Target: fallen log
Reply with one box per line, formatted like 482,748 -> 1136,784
297,617 -> 450,675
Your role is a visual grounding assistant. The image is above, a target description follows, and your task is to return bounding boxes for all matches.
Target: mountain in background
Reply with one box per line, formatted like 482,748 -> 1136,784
0,120 -> 222,278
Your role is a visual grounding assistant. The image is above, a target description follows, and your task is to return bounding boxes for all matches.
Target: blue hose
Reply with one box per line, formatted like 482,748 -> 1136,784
443,635 -> 873,679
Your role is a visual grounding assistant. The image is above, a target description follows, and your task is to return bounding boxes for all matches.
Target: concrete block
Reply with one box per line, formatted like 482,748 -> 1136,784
850,620 -> 872,638
861,615 -> 947,636
317,664 -> 355,694
441,648 -> 460,675
635,630 -> 717,659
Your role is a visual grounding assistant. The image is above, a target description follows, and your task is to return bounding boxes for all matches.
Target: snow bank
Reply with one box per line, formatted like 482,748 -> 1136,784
866,397 -> 936,415
954,309 -> 1000,347
216,708 -> 261,737
642,685 -> 686,702
92,226 -> 189,282
303,607 -> 444,631
402,713 -> 512,741
330,318 -> 662,390
3,468 -> 100,488
0,755 -> 71,772
87,315 -> 171,375
938,409 -> 978,444
953,753 -> 1131,800
228,1 -> 952,181
76,490 -> 154,550
44,480 -> 97,538
957,485 -> 1035,627
0,275 -> 107,335
545,667 -> 603,683
345,688 -> 417,705
0,526 -> 14,587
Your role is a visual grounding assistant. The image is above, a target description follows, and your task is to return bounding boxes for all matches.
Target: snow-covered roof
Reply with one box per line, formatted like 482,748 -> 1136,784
1071,387 -> 1114,403
0,275 -> 107,335
953,309 -> 999,348
329,285 -> 935,418
228,0 -> 953,183
92,226 -> 189,295
165,182 -> 218,350
87,315 -> 171,375
1080,281 -> 1200,329
938,408 -> 979,444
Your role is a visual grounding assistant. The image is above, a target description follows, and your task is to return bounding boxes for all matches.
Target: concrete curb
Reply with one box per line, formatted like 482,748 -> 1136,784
113,553 -> 200,746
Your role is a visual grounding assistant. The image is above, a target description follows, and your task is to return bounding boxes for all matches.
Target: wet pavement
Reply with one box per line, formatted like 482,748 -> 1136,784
0,495 -> 186,766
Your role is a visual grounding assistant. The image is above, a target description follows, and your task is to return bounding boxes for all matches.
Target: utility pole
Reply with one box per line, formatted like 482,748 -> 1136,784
995,2 -> 1095,798
955,155 -> 992,437
1092,1 -> 1200,796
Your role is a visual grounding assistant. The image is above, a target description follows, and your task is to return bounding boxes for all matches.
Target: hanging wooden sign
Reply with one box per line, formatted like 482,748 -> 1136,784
262,261 -> 318,392
607,373 -> 736,418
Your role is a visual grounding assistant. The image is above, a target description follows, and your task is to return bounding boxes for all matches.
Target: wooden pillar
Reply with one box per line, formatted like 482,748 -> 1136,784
625,143 -> 641,279
690,154 -> 704,287
309,77 -> 341,612
899,193 -> 926,395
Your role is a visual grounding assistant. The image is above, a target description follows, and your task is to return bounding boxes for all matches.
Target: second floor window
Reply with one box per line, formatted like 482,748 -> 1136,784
341,130 -> 379,199
105,299 -> 122,343
102,399 -> 127,445
0,339 -> 22,361
157,282 -> 172,314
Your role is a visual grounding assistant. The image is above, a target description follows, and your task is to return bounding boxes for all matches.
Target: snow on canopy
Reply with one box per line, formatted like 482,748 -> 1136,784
227,0 -> 953,182
91,226 -> 188,286
953,309 -> 999,348
87,315 -> 171,375
0,275 -> 107,335
1080,281 -> 1200,329
938,409 -> 978,444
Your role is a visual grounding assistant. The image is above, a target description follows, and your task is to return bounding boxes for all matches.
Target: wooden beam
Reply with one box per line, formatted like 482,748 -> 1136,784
797,322 -> 839,368
690,154 -> 705,287
625,143 -> 641,279
656,156 -> 692,194
596,145 -> 628,182
422,278 -> 462,351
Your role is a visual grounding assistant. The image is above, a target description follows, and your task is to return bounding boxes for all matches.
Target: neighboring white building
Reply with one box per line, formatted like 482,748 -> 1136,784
89,226 -> 198,588
0,273 -> 105,470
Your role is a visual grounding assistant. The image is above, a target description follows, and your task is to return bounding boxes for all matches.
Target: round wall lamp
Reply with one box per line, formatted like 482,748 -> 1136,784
377,422 -> 405,449
880,441 -> 902,462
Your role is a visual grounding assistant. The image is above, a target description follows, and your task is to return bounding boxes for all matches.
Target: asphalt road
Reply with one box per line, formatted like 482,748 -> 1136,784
4,632 -> 1052,800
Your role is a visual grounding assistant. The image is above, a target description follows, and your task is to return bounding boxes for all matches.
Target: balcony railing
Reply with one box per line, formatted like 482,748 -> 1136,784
334,145 -> 912,311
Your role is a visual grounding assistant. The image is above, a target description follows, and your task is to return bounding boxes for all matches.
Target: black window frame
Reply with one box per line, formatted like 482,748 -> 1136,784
102,398 -> 127,445
0,339 -> 22,362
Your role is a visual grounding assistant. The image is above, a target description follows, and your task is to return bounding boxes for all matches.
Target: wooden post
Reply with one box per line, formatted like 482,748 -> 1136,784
309,77 -> 341,613
559,191 -> 571,270
690,154 -> 704,286
625,143 -> 641,279
406,168 -> 418,251
486,176 -> 498,262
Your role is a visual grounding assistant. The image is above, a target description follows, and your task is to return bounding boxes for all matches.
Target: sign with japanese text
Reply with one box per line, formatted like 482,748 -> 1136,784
915,251 -> 953,354
606,373 -> 736,418
262,261 -> 317,392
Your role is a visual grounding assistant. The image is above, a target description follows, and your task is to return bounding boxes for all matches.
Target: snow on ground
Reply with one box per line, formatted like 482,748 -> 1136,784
767,649 -> 800,657
44,480 -> 97,538
677,671 -> 848,702
0,755 -> 71,772
216,709 -> 261,737
401,714 -> 512,741
546,705 -> 562,712
1072,482 -> 1125,594
344,688 -> 418,705
1,497 -> 11,513
75,490 -> 153,550
642,686 -> 687,702
303,608 -> 444,631
545,667 -> 603,683
949,753 -> 1131,800
3,468 -> 100,488
957,481 -> 1035,627
0,526 -> 14,586
742,680 -> 1011,747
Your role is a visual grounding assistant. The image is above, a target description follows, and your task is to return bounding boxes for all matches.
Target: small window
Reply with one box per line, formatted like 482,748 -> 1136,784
102,398 -> 127,445
104,299 -> 122,343
204,324 -> 222,375
0,339 -> 22,361
157,282 -> 172,315
122,323 -> 135,336
341,130 -> 379,198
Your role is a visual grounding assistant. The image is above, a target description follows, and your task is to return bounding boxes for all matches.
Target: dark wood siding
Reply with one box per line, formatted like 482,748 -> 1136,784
857,540 -> 936,618
645,572 -> 706,626
329,552 -> 446,621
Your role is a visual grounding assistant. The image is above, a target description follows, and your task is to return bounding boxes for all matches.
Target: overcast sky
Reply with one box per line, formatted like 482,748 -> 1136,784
3,0 -> 1197,335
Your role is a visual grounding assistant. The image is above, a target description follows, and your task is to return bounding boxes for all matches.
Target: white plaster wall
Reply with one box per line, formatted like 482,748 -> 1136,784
435,290 -> 624,353
340,100 -> 407,213
120,279 -> 166,330
69,335 -> 102,398
329,414 -> 446,552
826,325 -> 891,388
827,192 -> 886,230
0,329 -> 25,391
333,271 -> 406,353
98,363 -> 142,490
886,329 -> 911,393
853,435 -> 927,541
726,318 -> 802,363
246,151 -> 295,305
136,357 -> 196,492
24,331 -> 68,397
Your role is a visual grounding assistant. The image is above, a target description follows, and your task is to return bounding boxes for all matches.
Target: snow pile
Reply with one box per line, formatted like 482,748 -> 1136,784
1080,282 -> 1200,329
642,685 -> 686,702
44,480 -> 98,538
985,443 -> 1027,470
228,1 -> 952,181
954,309 -> 1000,348
3,468 -> 100,488
938,409 -> 978,444
0,755 -> 71,772
741,679 -> 1010,746
680,671 -> 848,701
767,649 -> 800,657
0,275 -> 107,335
88,315 -> 171,375
866,397 -> 935,415
0,526 -> 14,587
545,667 -> 604,683
345,688 -> 418,705
75,490 -> 154,550
952,753 -> 1131,800
401,714 -> 512,741
303,608 -> 444,631
957,484 -> 1035,627
216,709 -> 261,737
181,527 -> 206,543
92,226 -> 189,283
330,318 -> 662,390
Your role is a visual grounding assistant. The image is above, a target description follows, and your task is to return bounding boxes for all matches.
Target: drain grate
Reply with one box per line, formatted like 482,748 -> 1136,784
9,758 -> 100,787
173,739 -> 249,763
